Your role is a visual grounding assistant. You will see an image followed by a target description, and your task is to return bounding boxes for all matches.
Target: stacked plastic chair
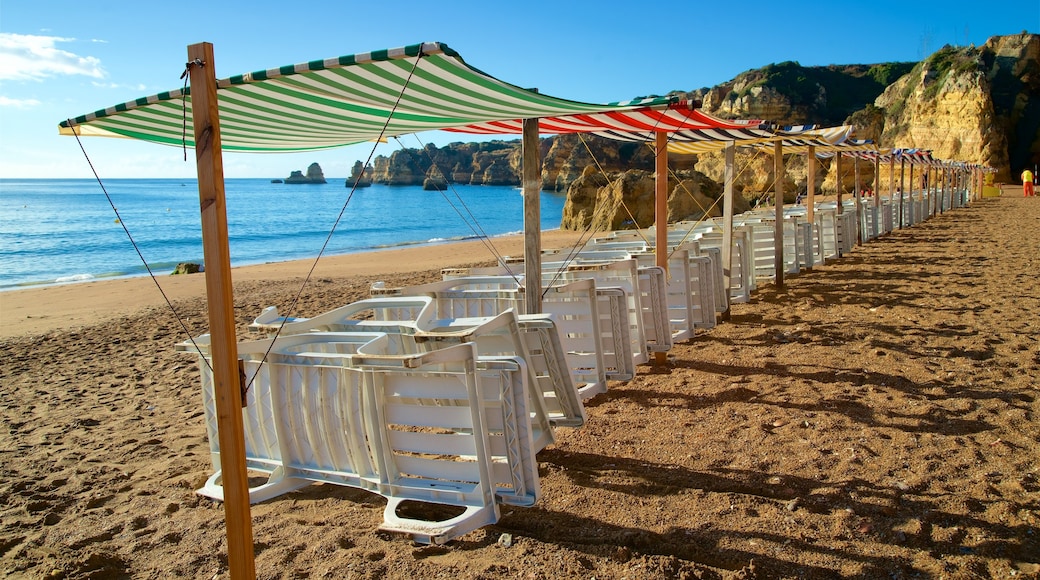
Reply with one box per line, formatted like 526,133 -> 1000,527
180,298 -> 572,544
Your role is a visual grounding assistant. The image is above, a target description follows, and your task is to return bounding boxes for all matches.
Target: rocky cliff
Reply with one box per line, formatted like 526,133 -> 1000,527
694,61 -> 914,126
353,134 -> 695,193
875,32 -> 1039,183
560,167 -> 749,232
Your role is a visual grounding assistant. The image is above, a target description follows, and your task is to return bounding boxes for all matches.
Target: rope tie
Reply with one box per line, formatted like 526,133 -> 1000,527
179,59 -> 203,161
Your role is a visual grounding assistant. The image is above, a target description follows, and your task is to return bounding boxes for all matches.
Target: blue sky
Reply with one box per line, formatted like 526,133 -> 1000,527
2,0 -> 1037,179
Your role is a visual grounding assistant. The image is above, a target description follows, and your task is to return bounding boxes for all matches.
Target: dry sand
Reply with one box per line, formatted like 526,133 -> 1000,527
1,190 -> 1037,579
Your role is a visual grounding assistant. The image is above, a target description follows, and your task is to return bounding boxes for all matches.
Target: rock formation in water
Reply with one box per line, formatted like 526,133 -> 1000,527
284,162 -> 327,184
347,160 -> 372,187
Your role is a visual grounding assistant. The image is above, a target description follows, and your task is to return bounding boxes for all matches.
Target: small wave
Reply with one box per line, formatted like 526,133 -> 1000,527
54,273 -> 95,283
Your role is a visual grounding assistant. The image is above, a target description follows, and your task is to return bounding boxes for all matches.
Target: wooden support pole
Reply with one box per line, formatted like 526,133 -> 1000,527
187,42 -> 256,580
940,167 -> 947,214
721,142 -> 735,320
873,154 -> 881,239
654,132 -> 668,364
522,117 -> 542,315
888,156 -> 896,205
853,155 -> 863,245
654,132 -> 669,275
806,146 -> 816,269
773,141 -> 784,287
935,166 -> 944,218
909,162 -> 915,225
835,151 -> 843,214
975,166 -> 982,201
873,155 -> 881,212
898,158 -> 906,229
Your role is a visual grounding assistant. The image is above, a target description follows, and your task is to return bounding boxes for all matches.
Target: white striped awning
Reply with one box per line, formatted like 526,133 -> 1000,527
658,124 -> 857,154
59,42 -> 765,152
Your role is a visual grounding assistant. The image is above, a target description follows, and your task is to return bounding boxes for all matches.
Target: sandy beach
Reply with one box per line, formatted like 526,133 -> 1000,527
1,189 -> 1037,579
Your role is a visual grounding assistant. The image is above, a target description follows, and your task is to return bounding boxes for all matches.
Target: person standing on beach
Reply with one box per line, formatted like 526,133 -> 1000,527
1023,167 -> 1035,197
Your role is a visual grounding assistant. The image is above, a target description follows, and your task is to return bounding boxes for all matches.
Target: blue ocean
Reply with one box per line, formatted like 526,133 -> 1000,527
0,179 -> 568,291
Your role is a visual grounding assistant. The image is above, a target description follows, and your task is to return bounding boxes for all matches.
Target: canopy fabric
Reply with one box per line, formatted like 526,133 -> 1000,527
660,124 -> 855,155
774,138 -> 877,158
443,108 -> 764,135
58,42 -> 754,152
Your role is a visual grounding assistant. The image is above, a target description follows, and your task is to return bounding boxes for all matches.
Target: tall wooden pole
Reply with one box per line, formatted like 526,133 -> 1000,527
908,162 -> 915,225
721,142 -> 735,320
853,155 -> 863,245
835,151 -> 844,214
522,117 -> 542,315
187,42 -> 256,580
873,154 -> 881,239
931,165 -> 940,217
898,157 -> 906,229
773,141 -> 784,287
931,165 -> 938,217
654,131 -> 669,275
654,132 -> 668,364
940,166 -> 947,214
806,146 -> 816,269
888,155 -> 896,211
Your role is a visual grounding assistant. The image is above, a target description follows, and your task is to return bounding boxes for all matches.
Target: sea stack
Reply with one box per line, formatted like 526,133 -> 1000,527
284,162 -> 327,184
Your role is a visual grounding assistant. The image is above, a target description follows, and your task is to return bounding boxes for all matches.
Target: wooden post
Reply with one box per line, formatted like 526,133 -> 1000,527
931,166 -> 940,218
853,154 -> 863,245
873,154 -> 881,212
654,132 -> 669,275
975,166 -> 982,201
890,155 -> 898,215
773,140 -> 784,287
806,146 -> 816,269
873,153 -> 881,239
721,142 -> 735,320
187,42 -> 256,580
935,166 -> 944,218
522,117 -> 542,315
898,157 -> 906,229
940,166 -> 947,214
908,162 -> 915,225
654,132 -> 668,364
835,151 -> 843,214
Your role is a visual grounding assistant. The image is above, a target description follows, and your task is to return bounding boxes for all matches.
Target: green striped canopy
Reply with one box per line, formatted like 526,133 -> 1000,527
58,42 -> 680,152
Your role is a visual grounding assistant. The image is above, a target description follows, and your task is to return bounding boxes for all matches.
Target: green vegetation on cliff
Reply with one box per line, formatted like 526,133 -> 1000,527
734,60 -> 916,124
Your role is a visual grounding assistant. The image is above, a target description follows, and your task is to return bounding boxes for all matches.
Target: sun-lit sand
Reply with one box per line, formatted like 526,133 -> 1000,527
2,188 -> 1037,578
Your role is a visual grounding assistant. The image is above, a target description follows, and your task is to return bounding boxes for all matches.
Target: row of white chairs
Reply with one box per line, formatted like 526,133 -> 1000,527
180,186 -> 972,543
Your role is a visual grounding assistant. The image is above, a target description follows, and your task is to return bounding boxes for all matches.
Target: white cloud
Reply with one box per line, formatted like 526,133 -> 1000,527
0,96 -> 42,108
0,33 -> 105,81
90,81 -> 148,92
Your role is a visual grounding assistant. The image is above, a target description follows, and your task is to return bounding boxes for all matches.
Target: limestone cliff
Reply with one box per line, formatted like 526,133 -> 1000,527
560,167 -> 748,232
875,33 -> 1039,183
691,61 -> 914,198
353,134 -> 696,192
694,61 -> 914,126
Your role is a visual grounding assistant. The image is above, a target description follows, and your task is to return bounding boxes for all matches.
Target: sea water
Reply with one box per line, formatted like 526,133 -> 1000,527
0,178 -> 568,290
